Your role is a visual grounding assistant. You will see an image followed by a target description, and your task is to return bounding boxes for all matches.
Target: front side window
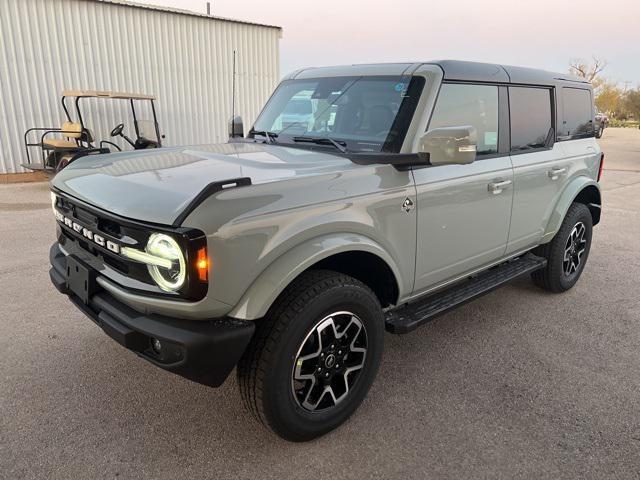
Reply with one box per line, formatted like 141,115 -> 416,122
251,75 -> 425,153
509,87 -> 553,152
561,87 -> 594,139
428,83 -> 499,157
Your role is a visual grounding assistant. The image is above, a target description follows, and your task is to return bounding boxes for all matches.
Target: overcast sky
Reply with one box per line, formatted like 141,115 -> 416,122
137,0 -> 640,86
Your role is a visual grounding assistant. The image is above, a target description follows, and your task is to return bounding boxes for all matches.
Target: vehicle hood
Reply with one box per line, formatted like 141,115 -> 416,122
51,142 -> 357,225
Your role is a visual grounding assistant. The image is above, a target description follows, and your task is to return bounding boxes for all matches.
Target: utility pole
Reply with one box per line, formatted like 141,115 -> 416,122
206,2 -> 211,16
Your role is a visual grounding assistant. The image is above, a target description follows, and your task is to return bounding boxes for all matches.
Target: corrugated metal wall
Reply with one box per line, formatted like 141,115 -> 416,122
0,0 -> 281,173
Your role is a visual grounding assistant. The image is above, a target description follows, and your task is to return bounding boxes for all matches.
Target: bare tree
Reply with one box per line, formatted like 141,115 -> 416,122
569,56 -> 607,84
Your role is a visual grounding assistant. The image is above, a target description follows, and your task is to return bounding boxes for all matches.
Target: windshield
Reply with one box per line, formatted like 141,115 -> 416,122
251,75 -> 425,153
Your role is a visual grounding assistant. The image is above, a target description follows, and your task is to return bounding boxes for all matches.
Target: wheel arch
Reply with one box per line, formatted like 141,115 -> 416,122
542,178 -> 601,244
227,234 -> 403,320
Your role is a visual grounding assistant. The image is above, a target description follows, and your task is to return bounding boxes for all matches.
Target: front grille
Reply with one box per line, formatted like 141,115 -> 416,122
53,195 -> 166,295
52,190 -> 208,301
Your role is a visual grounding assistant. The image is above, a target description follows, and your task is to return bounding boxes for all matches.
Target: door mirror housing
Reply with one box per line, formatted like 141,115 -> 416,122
418,126 -> 477,166
228,115 -> 244,138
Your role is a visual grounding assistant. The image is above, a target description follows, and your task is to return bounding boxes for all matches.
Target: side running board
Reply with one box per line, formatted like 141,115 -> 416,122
385,253 -> 547,334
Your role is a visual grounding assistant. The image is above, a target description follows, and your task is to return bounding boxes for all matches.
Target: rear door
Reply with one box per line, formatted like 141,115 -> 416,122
556,86 -> 601,187
412,83 -> 514,293
506,86 -> 567,254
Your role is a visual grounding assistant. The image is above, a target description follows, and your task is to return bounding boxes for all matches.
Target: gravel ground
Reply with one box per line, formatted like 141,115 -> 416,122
1,128 -> 639,479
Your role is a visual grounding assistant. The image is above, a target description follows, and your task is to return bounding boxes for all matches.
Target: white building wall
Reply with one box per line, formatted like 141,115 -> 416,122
0,0 -> 281,173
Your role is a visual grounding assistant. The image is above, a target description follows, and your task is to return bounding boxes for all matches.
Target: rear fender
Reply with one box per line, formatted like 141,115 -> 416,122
541,177 -> 601,244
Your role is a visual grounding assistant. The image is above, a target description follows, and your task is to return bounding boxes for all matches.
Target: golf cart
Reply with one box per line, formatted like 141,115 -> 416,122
23,90 -> 163,173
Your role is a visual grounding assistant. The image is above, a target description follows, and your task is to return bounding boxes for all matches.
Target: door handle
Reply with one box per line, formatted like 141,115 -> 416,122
548,167 -> 567,180
488,179 -> 512,195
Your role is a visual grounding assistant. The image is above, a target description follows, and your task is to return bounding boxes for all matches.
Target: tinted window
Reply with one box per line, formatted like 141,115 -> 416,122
562,88 -> 594,139
428,84 -> 499,156
509,87 -> 553,151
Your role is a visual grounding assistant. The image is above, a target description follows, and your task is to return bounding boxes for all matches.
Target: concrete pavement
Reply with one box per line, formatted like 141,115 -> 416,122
1,128 -> 639,479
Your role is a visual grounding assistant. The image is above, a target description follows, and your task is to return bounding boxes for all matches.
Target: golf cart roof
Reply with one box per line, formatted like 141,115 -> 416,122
61,89 -> 156,100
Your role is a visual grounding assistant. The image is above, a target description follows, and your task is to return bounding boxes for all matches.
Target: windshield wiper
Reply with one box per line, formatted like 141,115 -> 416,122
250,130 -> 278,144
292,136 -> 348,153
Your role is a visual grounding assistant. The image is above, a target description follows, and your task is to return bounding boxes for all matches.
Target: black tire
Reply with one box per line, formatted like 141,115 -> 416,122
237,269 -> 384,441
531,202 -> 593,293
595,125 -> 604,139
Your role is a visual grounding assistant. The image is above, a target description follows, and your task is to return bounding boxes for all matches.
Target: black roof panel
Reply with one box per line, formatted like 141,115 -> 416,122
429,60 -> 589,86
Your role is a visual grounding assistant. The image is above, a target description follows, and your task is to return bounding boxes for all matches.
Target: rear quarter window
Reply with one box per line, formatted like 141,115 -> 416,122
561,87 -> 594,139
509,87 -> 553,152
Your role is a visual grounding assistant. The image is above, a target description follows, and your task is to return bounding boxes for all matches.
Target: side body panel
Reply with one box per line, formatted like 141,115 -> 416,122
412,158 -> 514,292
508,139 -> 600,253
506,143 -> 570,254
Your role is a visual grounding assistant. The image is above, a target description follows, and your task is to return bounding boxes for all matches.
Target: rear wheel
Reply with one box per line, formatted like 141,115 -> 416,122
237,270 -> 384,441
532,202 -> 593,292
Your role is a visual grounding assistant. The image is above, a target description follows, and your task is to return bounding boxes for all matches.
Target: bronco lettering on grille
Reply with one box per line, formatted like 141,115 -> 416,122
54,209 -> 121,254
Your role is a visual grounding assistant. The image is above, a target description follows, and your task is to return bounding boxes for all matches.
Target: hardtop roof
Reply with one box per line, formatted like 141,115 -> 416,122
289,60 -> 590,87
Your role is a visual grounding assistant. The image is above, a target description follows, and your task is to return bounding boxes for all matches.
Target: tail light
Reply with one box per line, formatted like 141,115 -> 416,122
598,152 -> 605,182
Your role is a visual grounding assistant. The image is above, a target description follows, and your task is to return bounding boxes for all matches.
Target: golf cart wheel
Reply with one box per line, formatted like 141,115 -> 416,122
595,125 -> 604,138
237,270 -> 384,441
532,202 -> 593,293
55,155 -> 73,172
45,151 -> 60,169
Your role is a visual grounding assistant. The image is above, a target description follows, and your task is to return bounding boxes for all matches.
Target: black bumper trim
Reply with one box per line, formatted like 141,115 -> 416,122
50,243 -> 255,387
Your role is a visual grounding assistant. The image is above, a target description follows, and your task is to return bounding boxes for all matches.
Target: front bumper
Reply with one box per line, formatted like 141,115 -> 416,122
49,243 -> 255,387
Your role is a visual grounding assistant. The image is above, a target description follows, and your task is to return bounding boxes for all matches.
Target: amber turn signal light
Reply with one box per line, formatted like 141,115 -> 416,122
196,247 -> 209,282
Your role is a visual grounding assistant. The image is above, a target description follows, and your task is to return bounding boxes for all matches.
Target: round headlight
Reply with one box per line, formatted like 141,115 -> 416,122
146,233 -> 186,292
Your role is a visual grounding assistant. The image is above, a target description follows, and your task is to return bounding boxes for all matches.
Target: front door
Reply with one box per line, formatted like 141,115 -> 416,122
412,83 -> 513,294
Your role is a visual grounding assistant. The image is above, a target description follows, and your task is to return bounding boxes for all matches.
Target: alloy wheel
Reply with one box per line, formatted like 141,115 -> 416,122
291,311 -> 368,412
563,221 -> 587,277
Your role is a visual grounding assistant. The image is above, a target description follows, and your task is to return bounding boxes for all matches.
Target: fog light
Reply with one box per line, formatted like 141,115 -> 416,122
151,338 -> 162,354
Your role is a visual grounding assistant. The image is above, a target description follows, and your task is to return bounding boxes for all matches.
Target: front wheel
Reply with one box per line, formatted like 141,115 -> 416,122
237,270 -> 384,441
532,202 -> 593,292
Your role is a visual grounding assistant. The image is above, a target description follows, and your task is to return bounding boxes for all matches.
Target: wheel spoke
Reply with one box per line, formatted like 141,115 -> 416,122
301,379 -> 326,411
564,245 -> 573,262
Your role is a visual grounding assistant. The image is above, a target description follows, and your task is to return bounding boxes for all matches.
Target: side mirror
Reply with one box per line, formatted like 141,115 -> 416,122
228,115 -> 244,138
418,126 -> 477,166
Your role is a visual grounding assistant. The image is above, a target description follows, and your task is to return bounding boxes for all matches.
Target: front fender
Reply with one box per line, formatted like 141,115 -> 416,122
541,177 -> 601,244
227,233 -> 404,320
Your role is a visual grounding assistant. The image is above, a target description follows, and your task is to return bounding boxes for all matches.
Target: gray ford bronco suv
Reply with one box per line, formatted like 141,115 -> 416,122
49,60 -> 603,441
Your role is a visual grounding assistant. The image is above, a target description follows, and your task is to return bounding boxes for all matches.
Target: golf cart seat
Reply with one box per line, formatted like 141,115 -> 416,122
43,138 -> 79,149
42,121 -> 92,150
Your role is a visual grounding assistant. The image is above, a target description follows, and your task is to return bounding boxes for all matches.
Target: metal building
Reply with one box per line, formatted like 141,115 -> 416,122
0,0 -> 281,174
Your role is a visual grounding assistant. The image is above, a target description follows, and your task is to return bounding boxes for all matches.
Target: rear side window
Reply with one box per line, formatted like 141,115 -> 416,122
428,83 -> 499,157
509,87 -> 553,152
561,88 -> 594,139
